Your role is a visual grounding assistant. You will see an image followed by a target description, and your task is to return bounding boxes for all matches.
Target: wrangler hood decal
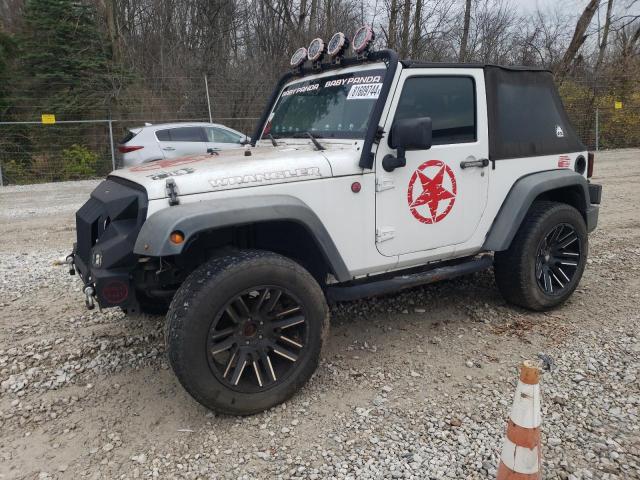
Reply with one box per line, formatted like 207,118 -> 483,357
110,144 -> 342,200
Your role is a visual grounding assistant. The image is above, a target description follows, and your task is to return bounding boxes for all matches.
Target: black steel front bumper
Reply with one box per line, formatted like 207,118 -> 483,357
70,177 -> 148,310
69,245 -> 138,310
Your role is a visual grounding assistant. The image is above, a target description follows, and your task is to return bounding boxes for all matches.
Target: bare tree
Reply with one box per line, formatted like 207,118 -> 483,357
387,0 -> 399,49
595,0 -> 615,72
459,0 -> 471,62
557,0 -> 598,78
399,0 -> 412,57
410,0 -> 423,57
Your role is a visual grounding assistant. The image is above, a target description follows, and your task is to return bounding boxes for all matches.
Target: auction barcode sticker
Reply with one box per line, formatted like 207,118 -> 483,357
347,83 -> 383,100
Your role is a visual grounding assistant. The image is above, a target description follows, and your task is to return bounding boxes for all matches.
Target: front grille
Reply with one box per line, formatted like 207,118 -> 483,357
75,177 -> 148,270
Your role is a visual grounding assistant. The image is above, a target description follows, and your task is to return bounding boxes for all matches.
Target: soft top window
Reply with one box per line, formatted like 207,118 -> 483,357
485,67 -> 585,160
394,76 -> 476,145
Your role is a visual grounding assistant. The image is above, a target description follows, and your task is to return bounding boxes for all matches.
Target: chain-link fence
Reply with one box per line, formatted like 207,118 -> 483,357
0,74 -> 638,186
0,73 -> 265,185
0,117 -> 259,185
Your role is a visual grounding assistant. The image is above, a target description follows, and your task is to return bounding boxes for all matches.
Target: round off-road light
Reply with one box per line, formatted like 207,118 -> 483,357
307,38 -> 325,62
352,25 -> 374,54
327,32 -> 349,57
290,47 -> 307,68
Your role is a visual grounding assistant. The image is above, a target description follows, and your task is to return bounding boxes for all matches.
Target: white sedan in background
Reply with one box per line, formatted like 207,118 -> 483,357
117,122 -> 250,167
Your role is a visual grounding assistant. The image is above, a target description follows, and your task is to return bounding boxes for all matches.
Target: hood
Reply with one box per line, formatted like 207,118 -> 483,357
110,143 -> 356,200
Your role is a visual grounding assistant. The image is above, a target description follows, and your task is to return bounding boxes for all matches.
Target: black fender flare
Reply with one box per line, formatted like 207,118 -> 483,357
483,170 -> 592,252
133,195 -> 351,282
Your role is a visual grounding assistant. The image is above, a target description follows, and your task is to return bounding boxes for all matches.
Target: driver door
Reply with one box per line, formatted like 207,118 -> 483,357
375,70 -> 489,257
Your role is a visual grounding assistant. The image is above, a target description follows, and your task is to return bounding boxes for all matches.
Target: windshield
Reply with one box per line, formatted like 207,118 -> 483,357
262,68 -> 386,140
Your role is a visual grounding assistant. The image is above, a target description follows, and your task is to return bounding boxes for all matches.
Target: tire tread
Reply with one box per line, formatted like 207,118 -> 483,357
165,250 -> 328,415
494,201 -> 587,311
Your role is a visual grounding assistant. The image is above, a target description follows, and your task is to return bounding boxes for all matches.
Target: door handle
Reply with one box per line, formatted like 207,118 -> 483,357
162,146 -> 175,151
460,158 -> 489,169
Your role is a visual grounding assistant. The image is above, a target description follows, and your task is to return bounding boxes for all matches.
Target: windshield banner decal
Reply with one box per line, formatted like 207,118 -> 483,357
281,83 -> 320,97
324,75 -> 382,88
347,83 -> 383,100
264,68 -> 386,139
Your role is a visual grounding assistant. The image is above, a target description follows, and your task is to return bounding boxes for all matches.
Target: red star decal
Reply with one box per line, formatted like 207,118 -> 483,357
407,160 -> 457,224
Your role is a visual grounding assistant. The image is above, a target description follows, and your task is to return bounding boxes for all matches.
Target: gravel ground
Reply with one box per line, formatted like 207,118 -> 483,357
0,150 -> 639,480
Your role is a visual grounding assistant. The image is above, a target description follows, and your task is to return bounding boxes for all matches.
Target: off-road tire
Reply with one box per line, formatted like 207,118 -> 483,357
494,201 -> 588,311
165,250 -> 329,415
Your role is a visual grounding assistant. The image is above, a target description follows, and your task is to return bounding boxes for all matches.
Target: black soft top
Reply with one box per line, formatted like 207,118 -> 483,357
403,60 -> 585,160
402,60 -> 550,72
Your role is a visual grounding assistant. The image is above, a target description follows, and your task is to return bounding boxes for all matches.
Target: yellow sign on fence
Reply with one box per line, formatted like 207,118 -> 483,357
614,101 -> 623,110
41,114 -> 56,124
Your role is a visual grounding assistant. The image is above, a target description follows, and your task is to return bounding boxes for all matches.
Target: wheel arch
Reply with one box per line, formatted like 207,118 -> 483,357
133,195 -> 351,282
483,170 -> 590,252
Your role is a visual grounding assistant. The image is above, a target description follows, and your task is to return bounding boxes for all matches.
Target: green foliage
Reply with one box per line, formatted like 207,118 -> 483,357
597,93 -> 640,149
558,78 -> 640,150
19,0 -> 113,118
61,144 -> 98,179
0,0 -> 114,184
0,30 -> 17,114
2,144 -> 99,184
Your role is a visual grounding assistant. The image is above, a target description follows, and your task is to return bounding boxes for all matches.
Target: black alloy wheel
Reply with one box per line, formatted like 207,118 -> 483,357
535,223 -> 582,296
494,201 -> 588,311
206,286 -> 308,392
165,250 -> 328,415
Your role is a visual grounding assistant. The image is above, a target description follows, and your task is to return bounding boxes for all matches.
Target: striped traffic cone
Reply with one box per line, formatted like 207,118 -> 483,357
497,360 -> 542,480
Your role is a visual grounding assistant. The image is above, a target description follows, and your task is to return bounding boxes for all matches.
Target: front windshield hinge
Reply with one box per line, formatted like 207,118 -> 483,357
374,126 -> 385,143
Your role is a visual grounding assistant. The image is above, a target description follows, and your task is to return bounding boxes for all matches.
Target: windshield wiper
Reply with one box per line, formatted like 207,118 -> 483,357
291,131 -> 325,150
267,133 -> 278,147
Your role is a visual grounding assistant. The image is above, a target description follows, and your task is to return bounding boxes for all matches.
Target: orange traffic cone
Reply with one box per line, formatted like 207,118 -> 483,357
497,360 -> 542,480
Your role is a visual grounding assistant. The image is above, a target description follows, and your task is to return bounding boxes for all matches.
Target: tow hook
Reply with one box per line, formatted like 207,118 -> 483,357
66,254 -> 76,275
84,286 -> 96,310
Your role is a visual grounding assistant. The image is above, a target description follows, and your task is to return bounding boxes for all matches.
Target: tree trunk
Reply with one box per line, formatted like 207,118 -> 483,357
103,0 -> 120,63
557,0 -> 598,79
595,0 -> 614,72
411,0 -> 422,58
459,0 -> 471,62
388,0 -> 398,50
309,0 -> 318,33
400,0 -> 412,57
621,24 -> 640,68
298,0 -> 308,29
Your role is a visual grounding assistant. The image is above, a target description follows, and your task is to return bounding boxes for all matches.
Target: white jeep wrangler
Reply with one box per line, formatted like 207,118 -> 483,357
69,28 -> 602,415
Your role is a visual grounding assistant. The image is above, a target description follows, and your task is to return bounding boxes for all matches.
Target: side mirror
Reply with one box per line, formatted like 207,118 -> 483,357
383,117 -> 432,172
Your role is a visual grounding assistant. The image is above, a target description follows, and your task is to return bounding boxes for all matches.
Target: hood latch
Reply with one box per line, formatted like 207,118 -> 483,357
166,178 -> 180,206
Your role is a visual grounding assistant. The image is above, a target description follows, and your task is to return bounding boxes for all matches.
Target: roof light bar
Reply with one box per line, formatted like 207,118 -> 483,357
290,47 -> 307,68
307,38 -> 326,62
327,32 -> 349,57
352,25 -> 374,54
